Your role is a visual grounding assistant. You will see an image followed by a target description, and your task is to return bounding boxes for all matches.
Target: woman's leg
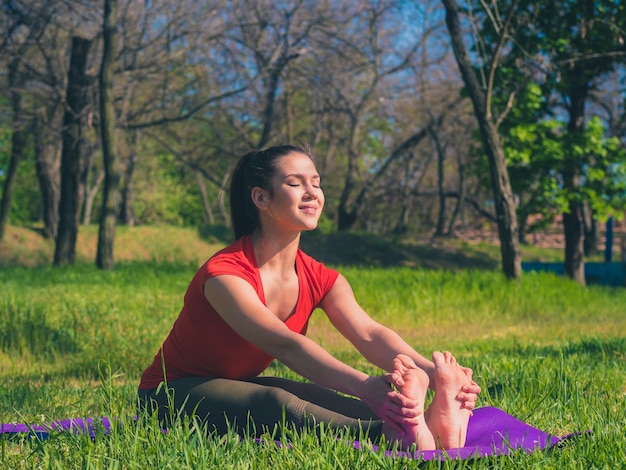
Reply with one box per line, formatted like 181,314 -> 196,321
138,376 -> 383,439
249,376 -> 379,420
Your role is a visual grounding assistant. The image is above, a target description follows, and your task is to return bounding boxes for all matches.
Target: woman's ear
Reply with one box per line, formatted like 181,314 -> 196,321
251,187 -> 269,211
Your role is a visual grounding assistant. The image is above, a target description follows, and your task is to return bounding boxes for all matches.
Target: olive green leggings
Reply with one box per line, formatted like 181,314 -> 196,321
138,376 -> 383,439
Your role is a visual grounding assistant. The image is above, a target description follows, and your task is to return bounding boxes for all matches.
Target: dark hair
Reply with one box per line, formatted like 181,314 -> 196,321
229,144 -> 313,239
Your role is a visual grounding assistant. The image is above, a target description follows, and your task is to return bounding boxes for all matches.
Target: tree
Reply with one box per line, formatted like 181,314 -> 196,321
33,106 -> 60,238
535,1 -> 624,283
119,130 -> 138,226
54,36 -> 93,266
485,0 -> 626,284
0,0 -> 55,241
500,95 -> 626,250
0,53 -> 28,242
229,0 -> 315,148
96,0 -> 119,270
115,0 -> 246,231
299,1 -> 447,231
11,0 -> 621,250
0,0 -> 100,246
441,0 -> 521,279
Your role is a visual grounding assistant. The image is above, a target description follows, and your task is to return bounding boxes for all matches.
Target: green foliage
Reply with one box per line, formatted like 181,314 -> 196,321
312,213 -> 335,235
0,91 -> 41,225
567,116 -> 626,219
132,150 -> 204,226
514,0 -> 626,94
0,136 -> 41,225
484,85 -> 626,231
469,0 -> 626,238
360,112 -> 395,171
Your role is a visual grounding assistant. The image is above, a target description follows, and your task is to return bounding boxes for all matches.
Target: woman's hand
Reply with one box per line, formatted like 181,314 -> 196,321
424,358 -> 481,411
358,374 -> 421,434
454,365 -> 481,410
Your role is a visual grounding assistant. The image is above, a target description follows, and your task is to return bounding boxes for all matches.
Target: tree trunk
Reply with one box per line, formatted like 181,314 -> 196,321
82,169 -> 104,226
336,144 -> 359,231
582,200 -> 598,257
0,59 -> 27,243
80,141 -> 96,225
562,72 -> 588,284
336,199 -> 357,231
446,157 -> 465,236
432,130 -> 447,236
33,109 -> 60,239
563,200 -> 585,284
393,149 -> 435,234
196,172 -> 215,225
337,118 -> 361,232
442,0 -> 521,279
54,36 -> 92,265
518,210 -> 529,245
481,122 -> 521,279
120,134 -> 138,227
562,164 -> 585,284
0,128 -> 26,242
393,158 -> 419,235
394,205 -> 410,235
218,170 -> 231,227
97,0 -> 121,270
258,69 -> 281,149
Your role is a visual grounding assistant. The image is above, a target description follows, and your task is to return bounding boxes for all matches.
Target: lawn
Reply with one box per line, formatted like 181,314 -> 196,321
0,225 -> 625,468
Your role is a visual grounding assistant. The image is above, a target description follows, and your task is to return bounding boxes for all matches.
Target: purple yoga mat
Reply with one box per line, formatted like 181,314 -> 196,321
363,406 -> 566,460
0,406 -> 572,461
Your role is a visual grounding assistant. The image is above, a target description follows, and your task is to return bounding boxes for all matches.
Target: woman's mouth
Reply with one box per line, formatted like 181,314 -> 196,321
300,205 -> 318,214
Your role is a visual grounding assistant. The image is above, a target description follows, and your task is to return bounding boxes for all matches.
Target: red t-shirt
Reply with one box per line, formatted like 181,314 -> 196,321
139,235 -> 339,390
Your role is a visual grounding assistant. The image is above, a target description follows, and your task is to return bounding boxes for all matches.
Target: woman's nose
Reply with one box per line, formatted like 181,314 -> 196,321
304,185 -> 319,199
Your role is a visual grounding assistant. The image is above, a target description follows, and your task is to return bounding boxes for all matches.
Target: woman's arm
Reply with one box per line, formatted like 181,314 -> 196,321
320,275 -> 481,407
203,274 -> 419,429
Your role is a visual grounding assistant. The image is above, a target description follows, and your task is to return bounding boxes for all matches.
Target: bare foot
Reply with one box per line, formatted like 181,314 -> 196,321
425,351 -> 472,449
382,354 -> 435,450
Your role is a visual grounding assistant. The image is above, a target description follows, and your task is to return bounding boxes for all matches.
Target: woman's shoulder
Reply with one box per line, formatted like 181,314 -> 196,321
184,236 -> 258,303
207,236 -> 254,272
296,247 -> 339,286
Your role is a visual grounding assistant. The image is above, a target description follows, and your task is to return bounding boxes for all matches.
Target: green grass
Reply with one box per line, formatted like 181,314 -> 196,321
0,225 -> 625,467
0,224 -> 225,267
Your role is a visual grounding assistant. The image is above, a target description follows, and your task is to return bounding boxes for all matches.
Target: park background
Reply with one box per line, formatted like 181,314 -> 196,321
1,0 -> 626,467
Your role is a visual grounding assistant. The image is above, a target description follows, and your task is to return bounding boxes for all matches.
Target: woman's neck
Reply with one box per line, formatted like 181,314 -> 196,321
251,229 -> 301,271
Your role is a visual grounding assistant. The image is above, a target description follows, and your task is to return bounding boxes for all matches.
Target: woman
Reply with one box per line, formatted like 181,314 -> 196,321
138,144 -> 481,450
